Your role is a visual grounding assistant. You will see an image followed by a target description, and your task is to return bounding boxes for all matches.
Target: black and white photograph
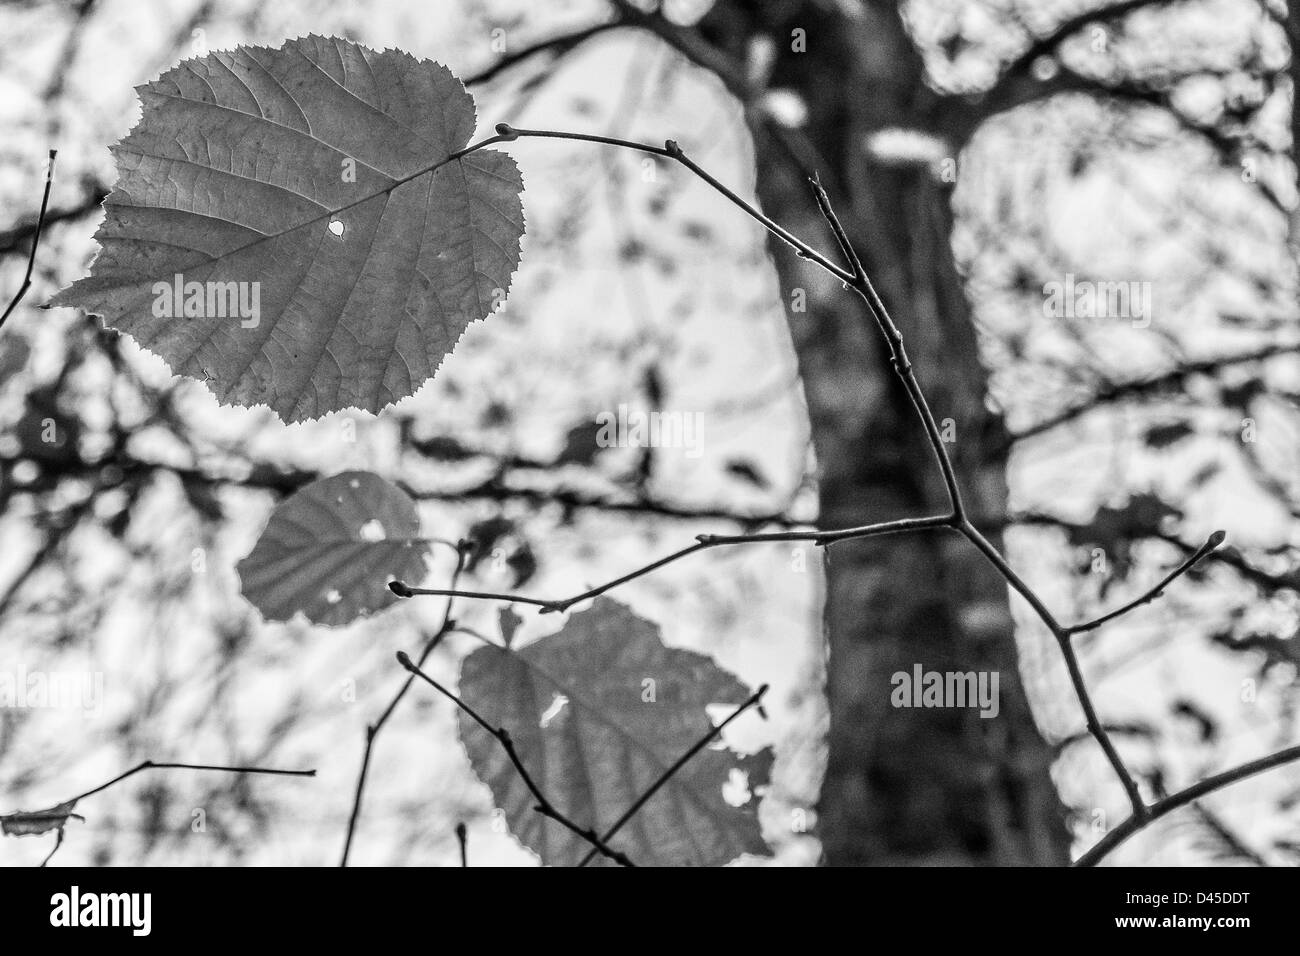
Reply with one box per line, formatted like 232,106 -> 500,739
0,0 -> 1295,929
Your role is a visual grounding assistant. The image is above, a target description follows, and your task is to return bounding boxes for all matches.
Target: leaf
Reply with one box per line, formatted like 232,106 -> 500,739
725,458 -> 769,489
0,801 -> 81,837
49,35 -> 524,422
1144,421 -> 1194,449
237,470 -> 427,625
457,598 -> 772,866
0,336 -> 31,384
497,607 -> 523,648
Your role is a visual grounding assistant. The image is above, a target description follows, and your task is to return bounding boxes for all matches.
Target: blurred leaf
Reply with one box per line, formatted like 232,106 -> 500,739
505,541 -> 537,588
237,470 -> 426,625
1,801 -> 81,837
411,435 -> 479,462
179,478 -> 225,521
498,607 -> 522,648
555,421 -> 601,467
463,516 -> 514,573
457,597 -> 772,866
15,385 -> 80,465
1067,493 -> 1183,579
1144,421 -> 1195,449
725,458 -> 769,489
0,336 -> 30,384
1171,698 -> 1217,743
49,35 -> 523,422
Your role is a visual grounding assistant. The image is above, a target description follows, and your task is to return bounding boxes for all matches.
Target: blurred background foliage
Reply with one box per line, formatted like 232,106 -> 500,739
0,0 -> 1297,866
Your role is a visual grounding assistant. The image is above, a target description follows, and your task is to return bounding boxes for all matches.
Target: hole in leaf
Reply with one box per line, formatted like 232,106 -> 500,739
328,219 -> 345,238
358,519 -> 386,542
538,693 -> 569,728
325,589 -> 342,605
721,768 -> 751,807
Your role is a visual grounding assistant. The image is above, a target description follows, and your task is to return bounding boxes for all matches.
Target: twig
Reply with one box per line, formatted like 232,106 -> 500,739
3,759 -> 315,867
413,124 -> 1254,830
1008,342 -> 1300,446
1076,744 -> 1300,866
455,822 -> 468,867
0,150 -> 57,332
395,651 -> 636,867
456,124 -> 856,283
1065,530 -> 1225,635
391,514 -> 951,613
808,175 -> 1149,821
340,543 -> 469,866
463,22 -> 620,87
68,760 -> 316,802
575,683 -> 770,867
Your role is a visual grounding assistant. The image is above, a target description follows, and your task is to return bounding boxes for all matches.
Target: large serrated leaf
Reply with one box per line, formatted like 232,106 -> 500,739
49,35 -> 524,422
457,598 -> 773,866
237,470 -> 426,625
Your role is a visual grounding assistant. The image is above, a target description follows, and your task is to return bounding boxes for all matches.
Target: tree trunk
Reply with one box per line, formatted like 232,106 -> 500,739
699,0 -> 1070,864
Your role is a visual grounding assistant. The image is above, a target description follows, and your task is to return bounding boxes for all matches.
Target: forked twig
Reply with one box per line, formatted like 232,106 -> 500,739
386,125 -> 1299,865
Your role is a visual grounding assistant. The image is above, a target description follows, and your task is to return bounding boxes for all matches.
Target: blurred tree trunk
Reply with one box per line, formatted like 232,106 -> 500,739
695,0 -> 1070,864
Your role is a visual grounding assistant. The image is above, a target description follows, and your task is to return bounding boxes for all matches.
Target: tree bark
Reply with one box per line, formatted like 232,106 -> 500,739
697,0 -> 1071,864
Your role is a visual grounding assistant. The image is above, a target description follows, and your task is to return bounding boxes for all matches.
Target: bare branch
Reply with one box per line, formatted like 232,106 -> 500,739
1009,342 -> 1300,445
1076,743 -> 1300,865
2,759 -> 315,867
463,22 -> 621,87
340,543 -> 469,866
391,514 -> 953,614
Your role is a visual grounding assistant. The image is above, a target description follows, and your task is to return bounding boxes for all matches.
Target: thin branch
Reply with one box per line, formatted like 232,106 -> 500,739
1065,530 -> 1225,635
1076,744 -> 1300,866
806,175 -> 966,519
455,822 -> 468,867
395,651 -> 635,867
463,21 -> 620,87
1009,342 -> 1300,446
575,683 -> 769,867
340,543 -> 469,867
2,759 -> 313,867
456,124 -> 855,283
1002,0 -> 1184,81
39,828 -> 66,868
1188,803 -> 1268,867
68,760 -> 316,802
391,514 -> 953,614
807,178 -> 1150,820
0,150 -> 57,332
